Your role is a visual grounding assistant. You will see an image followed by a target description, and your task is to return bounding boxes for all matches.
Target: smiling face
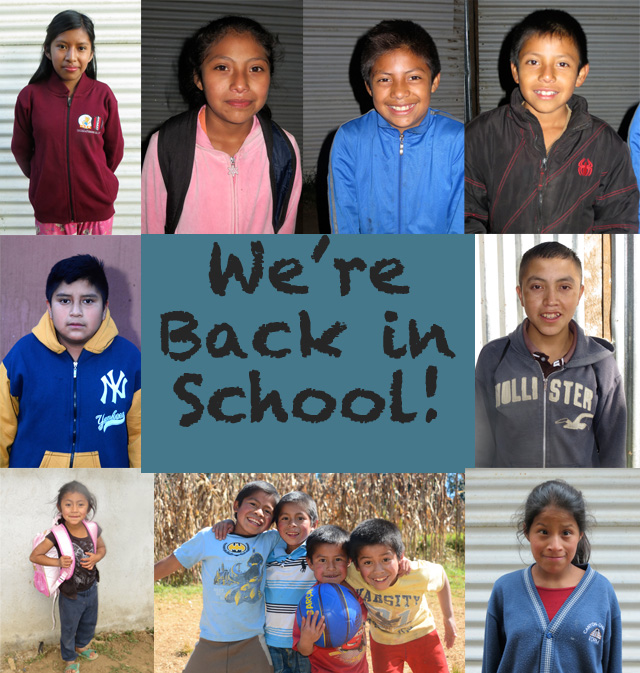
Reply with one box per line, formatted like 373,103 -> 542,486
525,505 -> 583,583
233,490 -> 276,536
307,543 -> 350,584
194,31 -> 270,138
511,32 -> 589,126
46,28 -> 94,93
276,503 -> 316,553
516,256 -> 584,351
355,544 -> 400,591
59,490 -> 90,527
366,46 -> 440,132
47,279 -> 106,353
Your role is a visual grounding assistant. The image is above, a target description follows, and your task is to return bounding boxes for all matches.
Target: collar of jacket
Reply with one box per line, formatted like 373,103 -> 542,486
375,107 -> 434,135
508,319 -> 614,368
508,87 -> 591,137
32,308 -> 119,354
45,70 -> 92,97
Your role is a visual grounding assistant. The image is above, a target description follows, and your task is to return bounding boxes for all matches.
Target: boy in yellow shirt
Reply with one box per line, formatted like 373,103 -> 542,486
347,519 -> 457,673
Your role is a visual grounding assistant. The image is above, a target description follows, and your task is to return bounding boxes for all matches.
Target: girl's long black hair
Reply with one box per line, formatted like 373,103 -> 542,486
30,10 -> 97,85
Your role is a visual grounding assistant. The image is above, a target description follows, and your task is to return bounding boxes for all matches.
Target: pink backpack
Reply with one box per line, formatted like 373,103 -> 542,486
32,520 -> 99,627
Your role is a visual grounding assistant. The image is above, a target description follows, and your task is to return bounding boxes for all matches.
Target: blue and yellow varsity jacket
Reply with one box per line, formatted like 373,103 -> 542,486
0,310 -> 141,468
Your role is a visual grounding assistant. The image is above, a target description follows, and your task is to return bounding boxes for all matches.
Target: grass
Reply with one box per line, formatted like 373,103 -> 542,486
22,646 -> 53,666
154,583 -> 202,599
93,631 -> 140,661
443,562 -> 465,594
175,641 -> 194,657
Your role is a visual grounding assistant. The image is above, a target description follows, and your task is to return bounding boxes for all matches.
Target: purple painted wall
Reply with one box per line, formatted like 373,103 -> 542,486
0,236 -> 141,359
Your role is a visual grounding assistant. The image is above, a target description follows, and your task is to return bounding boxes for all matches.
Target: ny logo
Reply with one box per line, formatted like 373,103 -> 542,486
100,369 -> 128,404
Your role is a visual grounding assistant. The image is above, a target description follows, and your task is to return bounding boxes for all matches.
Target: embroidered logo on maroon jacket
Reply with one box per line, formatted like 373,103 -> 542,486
78,114 -> 93,129
578,158 -> 593,177
77,114 -> 103,135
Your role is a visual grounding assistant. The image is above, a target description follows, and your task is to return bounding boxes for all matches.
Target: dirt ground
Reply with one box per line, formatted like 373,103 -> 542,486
154,584 -> 465,673
2,629 -> 154,673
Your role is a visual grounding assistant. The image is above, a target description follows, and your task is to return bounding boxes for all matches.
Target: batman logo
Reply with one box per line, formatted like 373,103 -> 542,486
224,541 -> 249,555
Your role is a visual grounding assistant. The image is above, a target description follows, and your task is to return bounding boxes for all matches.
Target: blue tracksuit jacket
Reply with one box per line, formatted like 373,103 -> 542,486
328,107 -> 463,234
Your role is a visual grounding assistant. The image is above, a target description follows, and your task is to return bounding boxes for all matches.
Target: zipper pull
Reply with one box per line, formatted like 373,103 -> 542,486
74,361 -> 78,378
228,156 -> 238,177
68,96 -> 72,108
399,133 -> 404,156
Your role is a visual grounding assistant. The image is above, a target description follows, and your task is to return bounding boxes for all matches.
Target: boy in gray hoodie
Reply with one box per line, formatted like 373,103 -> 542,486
475,242 -> 626,467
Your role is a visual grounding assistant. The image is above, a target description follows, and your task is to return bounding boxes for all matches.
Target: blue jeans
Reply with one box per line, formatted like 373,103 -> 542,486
59,583 -> 98,661
268,646 -> 311,673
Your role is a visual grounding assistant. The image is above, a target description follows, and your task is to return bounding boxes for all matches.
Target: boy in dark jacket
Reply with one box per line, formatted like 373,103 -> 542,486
0,254 -> 141,468
475,242 -> 626,468
465,9 -> 639,234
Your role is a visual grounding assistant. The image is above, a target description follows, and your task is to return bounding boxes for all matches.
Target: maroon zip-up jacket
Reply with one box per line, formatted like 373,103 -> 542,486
12,72 -> 124,224
465,89 -> 639,233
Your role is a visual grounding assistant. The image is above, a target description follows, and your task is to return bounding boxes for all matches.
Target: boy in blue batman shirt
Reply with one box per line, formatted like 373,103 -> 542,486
155,480 -> 281,673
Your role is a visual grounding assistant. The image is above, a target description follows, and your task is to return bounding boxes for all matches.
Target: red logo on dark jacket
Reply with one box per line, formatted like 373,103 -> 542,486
578,158 -> 593,177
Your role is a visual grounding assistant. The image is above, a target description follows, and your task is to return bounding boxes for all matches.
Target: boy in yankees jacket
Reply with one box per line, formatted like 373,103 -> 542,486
475,242 -> 626,468
0,254 -> 141,468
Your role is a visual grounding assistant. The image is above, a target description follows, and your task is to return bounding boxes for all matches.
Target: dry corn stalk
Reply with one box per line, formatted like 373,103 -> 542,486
155,473 -> 464,585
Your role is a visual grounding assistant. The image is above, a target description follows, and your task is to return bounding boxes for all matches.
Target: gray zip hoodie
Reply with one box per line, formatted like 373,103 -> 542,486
475,320 -> 626,467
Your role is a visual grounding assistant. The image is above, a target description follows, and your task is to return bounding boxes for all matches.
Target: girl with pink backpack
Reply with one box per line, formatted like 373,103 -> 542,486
30,481 -> 106,673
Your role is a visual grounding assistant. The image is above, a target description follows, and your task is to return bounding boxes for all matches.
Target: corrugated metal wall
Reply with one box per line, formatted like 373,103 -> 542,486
475,234 -> 640,466
465,469 -> 640,673
141,0 -> 302,159
473,0 -> 640,134
0,1 -> 141,234
303,0 -> 465,175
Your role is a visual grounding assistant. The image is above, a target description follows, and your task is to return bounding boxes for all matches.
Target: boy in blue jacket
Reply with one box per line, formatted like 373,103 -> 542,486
329,19 -> 463,234
0,254 -> 141,467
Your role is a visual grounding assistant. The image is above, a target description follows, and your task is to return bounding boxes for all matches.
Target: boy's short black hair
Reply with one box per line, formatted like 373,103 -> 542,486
510,9 -> 588,71
348,519 -> 404,563
234,480 -> 279,517
306,525 -> 349,560
46,255 -> 109,305
274,491 -> 318,525
360,19 -> 440,87
518,242 -> 583,287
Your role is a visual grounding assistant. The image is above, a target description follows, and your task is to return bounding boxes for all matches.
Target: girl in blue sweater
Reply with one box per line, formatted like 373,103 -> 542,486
482,480 -> 621,673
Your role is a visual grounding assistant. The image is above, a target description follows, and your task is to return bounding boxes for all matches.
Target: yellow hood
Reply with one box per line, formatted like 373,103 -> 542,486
32,308 -> 119,354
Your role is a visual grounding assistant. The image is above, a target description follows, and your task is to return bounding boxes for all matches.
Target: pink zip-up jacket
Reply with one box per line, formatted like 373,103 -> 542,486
142,111 -> 301,234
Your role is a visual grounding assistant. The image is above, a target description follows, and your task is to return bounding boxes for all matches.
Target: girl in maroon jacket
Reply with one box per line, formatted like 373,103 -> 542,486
12,11 -> 124,235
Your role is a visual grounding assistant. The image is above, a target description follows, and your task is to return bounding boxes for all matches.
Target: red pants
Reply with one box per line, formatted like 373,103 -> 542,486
370,630 -> 449,673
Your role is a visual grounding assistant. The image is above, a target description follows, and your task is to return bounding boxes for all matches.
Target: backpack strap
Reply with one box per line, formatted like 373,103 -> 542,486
257,109 -> 297,233
157,109 -> 199,234
83,520 -> 99,553
158,107 -> 296,234
50,524 -> 75,584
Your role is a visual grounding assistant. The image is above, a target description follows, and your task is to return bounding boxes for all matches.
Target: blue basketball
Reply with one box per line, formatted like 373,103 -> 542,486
296,583 -> 362,648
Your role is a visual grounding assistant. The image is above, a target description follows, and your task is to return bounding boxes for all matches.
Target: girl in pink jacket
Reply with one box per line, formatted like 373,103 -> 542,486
142,16 -> 301,234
